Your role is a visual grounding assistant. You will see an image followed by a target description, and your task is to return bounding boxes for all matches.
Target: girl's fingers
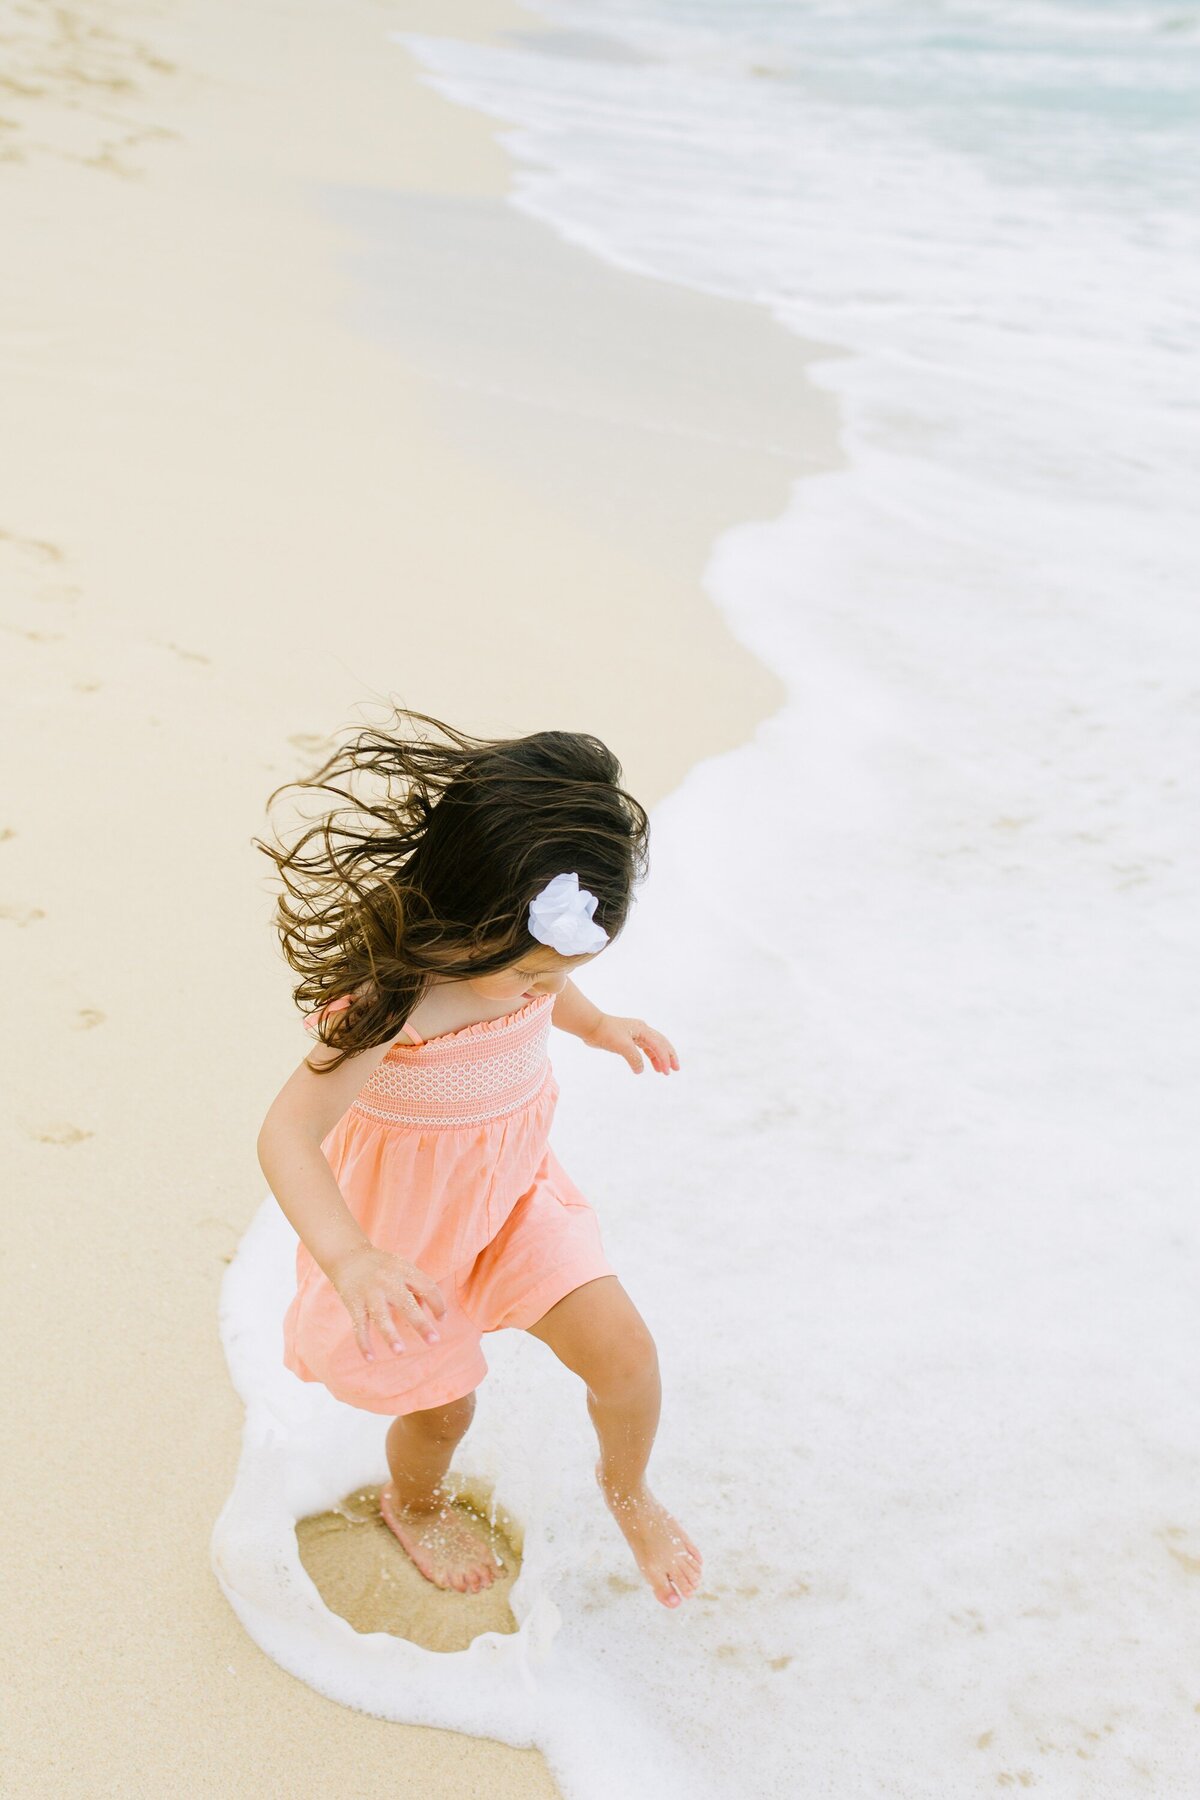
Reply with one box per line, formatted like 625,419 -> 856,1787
416,1296 -> 445,1332
633,1029 -> 673,1074
373,1300 -> 406,1354
341,1261 -> 447,1361
385,1294 -> 423,1346
391,1286 -> 440,1345
413,1278 -> 447,1320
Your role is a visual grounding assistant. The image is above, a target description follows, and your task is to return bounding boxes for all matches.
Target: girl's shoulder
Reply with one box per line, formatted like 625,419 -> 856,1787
302,980 -> 429,1050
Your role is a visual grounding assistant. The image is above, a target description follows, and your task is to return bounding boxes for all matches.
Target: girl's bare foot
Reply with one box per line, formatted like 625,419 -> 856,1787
379,1483 -> 503,1594
595,1462 -> 703,1609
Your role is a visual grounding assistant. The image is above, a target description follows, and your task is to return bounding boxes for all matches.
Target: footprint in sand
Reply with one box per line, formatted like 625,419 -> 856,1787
0,15 -> 178,176
0,623 -> 65,644
33,1122 -> 94,1146
0,902 -> 46,926
294,1480 -> 521,1654
0,527 -> 63,568
0,529 -> 77,641
164,641 -> 211,665
73,1007 -> 105,1030
1158,1523 -> 1200,1575
0,533 -> 68,629
0,827 -> 15,843
287,732 -> 332,753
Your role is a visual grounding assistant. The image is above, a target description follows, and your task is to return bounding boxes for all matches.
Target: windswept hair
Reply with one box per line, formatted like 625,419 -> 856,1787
252,706 -> 650,1073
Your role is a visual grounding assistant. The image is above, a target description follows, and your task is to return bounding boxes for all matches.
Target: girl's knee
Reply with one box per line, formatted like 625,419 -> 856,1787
531,1277 -> 661,1398
588,1324 -> 659,1401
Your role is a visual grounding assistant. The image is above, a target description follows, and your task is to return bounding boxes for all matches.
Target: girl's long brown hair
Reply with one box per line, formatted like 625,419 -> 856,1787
253,706 -> 650,1073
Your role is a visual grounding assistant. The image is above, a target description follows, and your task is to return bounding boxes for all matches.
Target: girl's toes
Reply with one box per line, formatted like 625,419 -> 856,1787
656,1577 -> 682,1608
672,1561 -> 699,1597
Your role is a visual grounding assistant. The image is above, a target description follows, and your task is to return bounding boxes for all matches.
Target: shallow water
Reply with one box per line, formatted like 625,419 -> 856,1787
217,3 -> 1200,1794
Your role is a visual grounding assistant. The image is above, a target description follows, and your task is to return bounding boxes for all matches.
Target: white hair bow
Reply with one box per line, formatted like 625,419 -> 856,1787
527,872 -> 609,957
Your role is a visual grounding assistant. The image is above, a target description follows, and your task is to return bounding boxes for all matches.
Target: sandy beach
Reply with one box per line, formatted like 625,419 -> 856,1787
3,0 -> 839,1791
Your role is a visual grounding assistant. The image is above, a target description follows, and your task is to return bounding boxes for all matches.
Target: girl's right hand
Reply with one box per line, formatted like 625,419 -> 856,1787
328,1244 -> 447,1361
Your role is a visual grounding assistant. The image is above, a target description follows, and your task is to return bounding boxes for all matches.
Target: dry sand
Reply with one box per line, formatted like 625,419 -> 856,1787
1,0 -> 839,1790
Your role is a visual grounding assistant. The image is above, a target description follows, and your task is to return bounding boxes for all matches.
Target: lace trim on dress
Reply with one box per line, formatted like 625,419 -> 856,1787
349,992 -> 555,1130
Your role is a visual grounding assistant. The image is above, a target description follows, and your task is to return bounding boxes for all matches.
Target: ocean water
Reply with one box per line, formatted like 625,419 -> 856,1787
215,4 -> 1200,1795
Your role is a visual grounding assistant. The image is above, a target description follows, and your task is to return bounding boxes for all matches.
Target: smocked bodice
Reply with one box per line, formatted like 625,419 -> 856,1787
349,992 -> 555,1130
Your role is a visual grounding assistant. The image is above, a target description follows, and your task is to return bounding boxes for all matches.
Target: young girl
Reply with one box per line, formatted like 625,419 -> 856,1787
254,710 -> 703,1610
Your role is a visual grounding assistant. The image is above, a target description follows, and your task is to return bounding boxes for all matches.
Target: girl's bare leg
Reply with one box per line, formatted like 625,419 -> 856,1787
526,1275 -> 703,1608
381,1391 -> 502,1593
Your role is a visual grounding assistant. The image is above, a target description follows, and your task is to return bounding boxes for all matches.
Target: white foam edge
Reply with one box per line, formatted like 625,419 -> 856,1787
210,1196 -> 555,1739
210,1195 -> 702,1799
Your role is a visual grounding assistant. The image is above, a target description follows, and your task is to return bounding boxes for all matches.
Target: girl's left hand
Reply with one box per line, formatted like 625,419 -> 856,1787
583,1013 -> 680,1075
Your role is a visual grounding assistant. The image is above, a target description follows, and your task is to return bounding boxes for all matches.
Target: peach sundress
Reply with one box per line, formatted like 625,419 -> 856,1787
281,991 -> 614,1416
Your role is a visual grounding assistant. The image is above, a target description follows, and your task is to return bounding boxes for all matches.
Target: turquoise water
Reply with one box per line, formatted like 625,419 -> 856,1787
403,0 -> 1198,526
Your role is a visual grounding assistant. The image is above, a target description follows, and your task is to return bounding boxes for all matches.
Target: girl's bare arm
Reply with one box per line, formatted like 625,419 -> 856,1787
549,977 -> 604,1040
257,1029 -> 447,1356
552,978 -> 680,1075
256,1032 -> 393,1282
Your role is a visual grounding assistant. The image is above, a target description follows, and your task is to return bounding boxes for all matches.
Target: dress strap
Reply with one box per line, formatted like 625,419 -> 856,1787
302,993 -> 354,1034
397,1020 -> 425,1047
